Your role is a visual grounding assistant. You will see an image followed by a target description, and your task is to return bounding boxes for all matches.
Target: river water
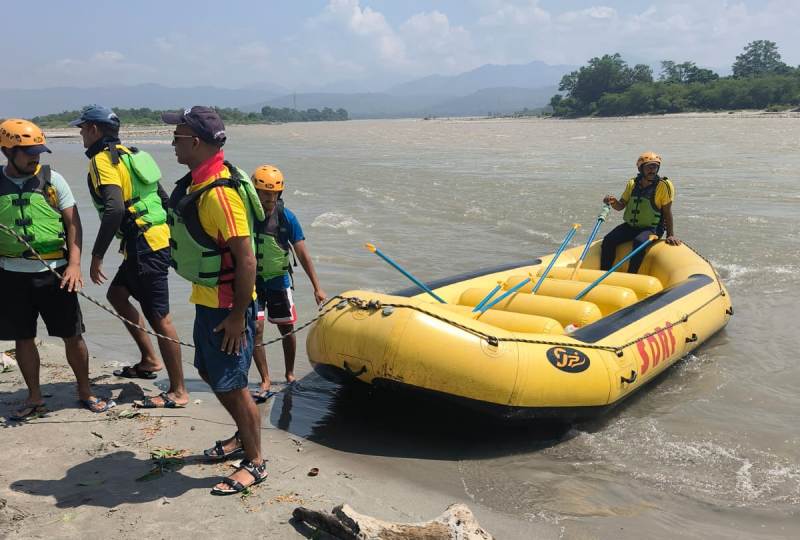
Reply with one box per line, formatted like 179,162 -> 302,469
43,115 -> 799,538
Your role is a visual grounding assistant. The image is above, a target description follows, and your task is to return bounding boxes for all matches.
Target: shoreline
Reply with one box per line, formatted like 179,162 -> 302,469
40,107 -> 800,138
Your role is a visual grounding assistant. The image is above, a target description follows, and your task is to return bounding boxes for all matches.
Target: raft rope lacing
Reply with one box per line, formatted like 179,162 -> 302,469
1,224 -> 731,359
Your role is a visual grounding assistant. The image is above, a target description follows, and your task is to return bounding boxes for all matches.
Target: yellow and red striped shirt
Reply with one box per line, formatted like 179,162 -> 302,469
188,153 -> 255,308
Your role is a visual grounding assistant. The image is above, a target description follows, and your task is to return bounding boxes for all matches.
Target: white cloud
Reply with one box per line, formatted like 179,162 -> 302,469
400,11 -> 474,73
558,6 -> 617,23
478,0 -> 550,26
312,0 -> 407,65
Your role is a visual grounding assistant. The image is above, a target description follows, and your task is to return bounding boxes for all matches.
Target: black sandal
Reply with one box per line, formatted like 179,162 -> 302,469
203,432 -> 243,460
210,459 -> 268,496
135,392 -> 186,409
113,365 -> 158,380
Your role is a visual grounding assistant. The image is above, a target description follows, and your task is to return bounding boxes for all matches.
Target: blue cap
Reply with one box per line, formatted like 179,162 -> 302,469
69,105 -> 121,128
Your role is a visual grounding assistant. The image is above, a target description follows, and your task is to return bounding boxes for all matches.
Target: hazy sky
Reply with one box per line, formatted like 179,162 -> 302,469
7,0 -> 798,91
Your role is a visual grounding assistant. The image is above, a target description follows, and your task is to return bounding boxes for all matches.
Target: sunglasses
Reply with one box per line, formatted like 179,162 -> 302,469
172,133 -> 197,143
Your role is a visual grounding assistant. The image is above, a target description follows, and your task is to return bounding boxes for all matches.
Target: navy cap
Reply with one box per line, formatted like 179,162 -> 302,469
69,105 -> 121,128
161,106 -> 226,146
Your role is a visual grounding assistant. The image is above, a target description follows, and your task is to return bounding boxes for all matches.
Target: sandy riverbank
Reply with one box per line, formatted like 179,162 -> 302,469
0,340 -> 556,539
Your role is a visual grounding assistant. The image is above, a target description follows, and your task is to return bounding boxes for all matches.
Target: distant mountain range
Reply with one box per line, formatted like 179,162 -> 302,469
1,60 -> 575,119
242,86 -> 558,118
387,60 -> 574,96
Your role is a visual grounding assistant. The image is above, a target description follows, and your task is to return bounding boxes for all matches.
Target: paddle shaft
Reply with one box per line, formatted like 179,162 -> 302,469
570,205 -> 611,280
479,223 -> 581,316
575,237 -> 656,300
477,275 -> 532,314
368,245 -> 446,303
531,223 -> 581,294
472,282 -> 503,312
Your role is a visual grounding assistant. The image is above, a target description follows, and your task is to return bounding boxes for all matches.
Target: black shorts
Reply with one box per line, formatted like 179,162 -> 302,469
0,265 -> 85,340
256,286 -> 297,325
110,248 -> 171,321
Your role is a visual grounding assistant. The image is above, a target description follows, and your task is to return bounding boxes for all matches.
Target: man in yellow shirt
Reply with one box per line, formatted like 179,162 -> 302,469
71,105 -> 188,408
601,151 -> 681,273
162,106 -> 266,495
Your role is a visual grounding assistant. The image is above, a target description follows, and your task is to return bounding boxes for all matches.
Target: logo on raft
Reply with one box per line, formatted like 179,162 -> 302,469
546,346 -> 590,373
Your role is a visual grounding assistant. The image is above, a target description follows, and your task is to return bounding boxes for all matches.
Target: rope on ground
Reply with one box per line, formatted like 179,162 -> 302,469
0,223 -> 335,350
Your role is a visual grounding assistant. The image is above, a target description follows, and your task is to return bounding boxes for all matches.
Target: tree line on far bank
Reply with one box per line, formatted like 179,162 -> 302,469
30,106 -> 349,127
549,40 -> 800,117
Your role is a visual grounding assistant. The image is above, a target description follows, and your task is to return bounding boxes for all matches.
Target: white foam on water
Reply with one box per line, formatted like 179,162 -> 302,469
525,229 -> 559,243
523,510 -> 565,525
293,189 -> 315,197
311,212 -> 363,235
745,216 -> 768,224
713,262 -> 798,286
464,204 -> 488,218
563,418 -> 800,507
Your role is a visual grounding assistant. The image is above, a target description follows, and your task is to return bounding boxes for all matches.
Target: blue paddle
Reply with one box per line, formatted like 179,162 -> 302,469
365,243 -> 446,303
570,205 -> 610,280
574,235 -> 657,300
472,280 -> 503,313
531,223 -> 581,294
477,223 -> 581,317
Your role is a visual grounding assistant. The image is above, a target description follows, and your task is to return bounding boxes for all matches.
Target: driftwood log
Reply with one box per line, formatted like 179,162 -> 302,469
292,503 -> 494,540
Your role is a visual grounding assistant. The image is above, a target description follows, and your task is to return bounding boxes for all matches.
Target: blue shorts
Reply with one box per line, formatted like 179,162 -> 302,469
193,302 -> 256,392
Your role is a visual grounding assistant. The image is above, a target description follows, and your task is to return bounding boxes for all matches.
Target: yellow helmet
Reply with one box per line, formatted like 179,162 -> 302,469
636,151 -> 661,171
251,164 -> 284,192
0,119 -> 51,153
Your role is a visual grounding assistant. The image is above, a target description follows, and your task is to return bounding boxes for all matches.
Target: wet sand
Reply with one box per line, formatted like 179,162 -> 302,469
0,341 -> 555,539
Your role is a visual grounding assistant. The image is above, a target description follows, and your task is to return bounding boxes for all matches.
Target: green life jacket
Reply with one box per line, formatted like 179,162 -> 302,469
0,165 -> 66,259
87,144 -> 168,239
166,162 -> 264,287
254,199 -> 292,281
623,176 -> 671,229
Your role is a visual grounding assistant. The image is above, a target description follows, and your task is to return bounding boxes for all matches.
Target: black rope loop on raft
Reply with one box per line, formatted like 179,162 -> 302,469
0,223 -> 339,354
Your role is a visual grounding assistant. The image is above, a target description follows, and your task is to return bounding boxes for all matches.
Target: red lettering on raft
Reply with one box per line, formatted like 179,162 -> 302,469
637,322 -> 677,376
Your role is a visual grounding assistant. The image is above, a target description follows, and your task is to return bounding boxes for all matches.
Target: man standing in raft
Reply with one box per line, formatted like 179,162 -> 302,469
249,165 -> 326,401
601,151 -> 681,274
163,107 -> 267,495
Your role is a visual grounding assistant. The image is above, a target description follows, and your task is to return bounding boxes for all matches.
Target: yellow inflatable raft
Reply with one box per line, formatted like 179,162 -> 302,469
307,240 -> 733,421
